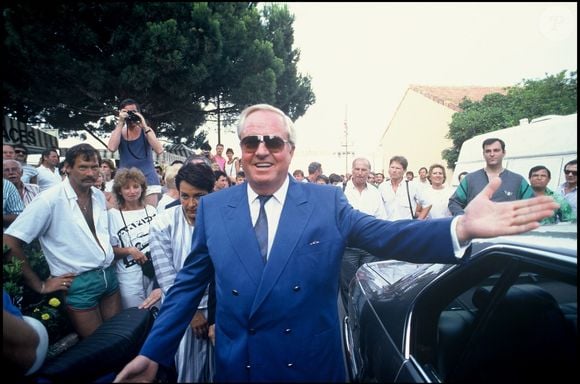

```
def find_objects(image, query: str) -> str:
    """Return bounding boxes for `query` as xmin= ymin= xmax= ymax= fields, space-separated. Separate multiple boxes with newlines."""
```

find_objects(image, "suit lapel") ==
xmin=222 ymin=186 xmax=265 ymax=284
xmin=250 ymin=180 xmax=312 ymax=317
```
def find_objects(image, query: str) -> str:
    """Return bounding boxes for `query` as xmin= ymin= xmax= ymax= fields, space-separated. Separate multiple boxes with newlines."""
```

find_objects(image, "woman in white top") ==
xmin=224 ymin=147 xmax=240 ymax=184
xmin=418 ymin=164 xmax=453 ymax=219
xmin=108 ymin=167 xmax=161 ymax=309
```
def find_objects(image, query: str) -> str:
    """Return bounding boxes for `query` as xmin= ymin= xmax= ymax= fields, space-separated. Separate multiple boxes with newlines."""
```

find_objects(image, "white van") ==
xmin=451 ymin=113 xmax=577 ymax=191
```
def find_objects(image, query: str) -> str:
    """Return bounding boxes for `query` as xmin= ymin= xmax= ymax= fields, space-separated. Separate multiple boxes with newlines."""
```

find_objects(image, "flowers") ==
xmin=28 ymin=295 xmax=70 ymax=343
xmin=49 ymin=297 xmax=61 ymax=307
xmin=3 ymin=241 xmax=74 ymax=345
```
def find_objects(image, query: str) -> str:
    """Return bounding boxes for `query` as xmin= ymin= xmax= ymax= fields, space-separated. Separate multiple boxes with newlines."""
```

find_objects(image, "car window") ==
xmin=412 ymin=252 xmax=577 ymax=383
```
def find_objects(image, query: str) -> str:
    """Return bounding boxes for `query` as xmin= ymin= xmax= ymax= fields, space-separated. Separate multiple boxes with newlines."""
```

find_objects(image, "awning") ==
xmin=2 ymin=115 xmax=59 ymax=154
xmin=164 ymin=143 xmax=194 ymax=158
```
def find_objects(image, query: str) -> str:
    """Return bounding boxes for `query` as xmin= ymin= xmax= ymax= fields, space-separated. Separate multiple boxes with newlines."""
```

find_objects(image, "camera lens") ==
xmin=126 ymin=111 xmax=140 ymax=123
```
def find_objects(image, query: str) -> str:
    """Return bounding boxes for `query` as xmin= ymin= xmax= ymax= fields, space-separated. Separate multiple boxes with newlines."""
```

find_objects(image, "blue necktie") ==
xmin=255 ymin=195 xmax=272 ymax=263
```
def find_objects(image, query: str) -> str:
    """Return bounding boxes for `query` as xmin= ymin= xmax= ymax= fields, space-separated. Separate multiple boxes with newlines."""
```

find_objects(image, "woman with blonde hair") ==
xmin=108 ymin=167 xmax=161 ymax=309
xmin=157 ymin=163 xmax=183 ymax=213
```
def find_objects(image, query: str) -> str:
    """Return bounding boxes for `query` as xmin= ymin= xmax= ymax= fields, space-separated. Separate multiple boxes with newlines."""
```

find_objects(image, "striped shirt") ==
xmin=3 ymin=179 xmax=24 ymax=215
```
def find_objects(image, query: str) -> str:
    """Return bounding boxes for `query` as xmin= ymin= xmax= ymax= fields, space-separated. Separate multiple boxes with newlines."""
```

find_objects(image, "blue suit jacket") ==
xmin=141 ymin=177 xmax=461 ymax=382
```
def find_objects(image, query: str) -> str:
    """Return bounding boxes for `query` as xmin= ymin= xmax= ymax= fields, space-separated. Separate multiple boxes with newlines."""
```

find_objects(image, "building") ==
xmin=376 ymin=85 xmax=507 ymax=181
xmin=3 ymin=115 xmax=59 ymax=154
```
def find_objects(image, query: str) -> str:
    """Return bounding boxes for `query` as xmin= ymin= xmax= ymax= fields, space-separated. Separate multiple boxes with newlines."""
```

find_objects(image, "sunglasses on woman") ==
xmin=240 ymin=135 xmax=290 ymax=153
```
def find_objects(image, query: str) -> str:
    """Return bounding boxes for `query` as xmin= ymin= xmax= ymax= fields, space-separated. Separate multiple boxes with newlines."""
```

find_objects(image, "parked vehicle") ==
xmin=343 ymin=223 xmax=577 ymax=383
xmin=452 ymin=113 xmax=577 ymax=189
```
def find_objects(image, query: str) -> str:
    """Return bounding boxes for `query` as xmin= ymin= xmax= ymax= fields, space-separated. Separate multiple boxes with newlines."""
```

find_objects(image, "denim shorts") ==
xmin=66 ymin=266 xmax=119 ymax=310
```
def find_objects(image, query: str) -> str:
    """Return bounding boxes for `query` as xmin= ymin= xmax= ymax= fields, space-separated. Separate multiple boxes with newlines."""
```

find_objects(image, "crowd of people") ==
xmin=2 ymin=101 xmax=574 ymax=381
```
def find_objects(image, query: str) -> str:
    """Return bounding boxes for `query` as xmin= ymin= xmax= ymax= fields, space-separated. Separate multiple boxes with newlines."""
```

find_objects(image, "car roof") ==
xmin=471 ymin=222 xmax=577 ymax=259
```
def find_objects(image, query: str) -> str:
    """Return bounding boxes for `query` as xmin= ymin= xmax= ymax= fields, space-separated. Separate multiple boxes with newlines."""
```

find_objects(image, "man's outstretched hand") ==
xmin=456 ymin=177 xmax=559 ymax=243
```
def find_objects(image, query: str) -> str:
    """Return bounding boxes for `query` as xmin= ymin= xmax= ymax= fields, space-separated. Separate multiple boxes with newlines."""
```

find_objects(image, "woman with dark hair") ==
xmin=100 ymin=158 xmax=117 ymax=192
xmin=224 ymin=147 xmax=240 ymax=184
xmin=108 ymin=167 xmax=160 ymax=309
xmin=107 ymin=98 xmax=164 ymax=207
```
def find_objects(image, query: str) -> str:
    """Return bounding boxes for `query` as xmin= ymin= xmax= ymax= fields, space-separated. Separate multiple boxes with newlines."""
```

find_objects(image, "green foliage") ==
xmin=3 ymin=241 xmax=74 ymax=344
xmin=3 ymin=244 xmax=23 ymax=300
xmin=2 ymin=2 xmax=315 ymax=147
xmin=443 ymin=70 xmax=577 ymax=169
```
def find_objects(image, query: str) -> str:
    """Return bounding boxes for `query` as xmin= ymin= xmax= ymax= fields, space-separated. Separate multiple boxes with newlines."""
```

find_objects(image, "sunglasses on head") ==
xmin=565 ymin=170 xmax=577 ymax=176
xmin=240 ymin=135 xmax=290 ymax=153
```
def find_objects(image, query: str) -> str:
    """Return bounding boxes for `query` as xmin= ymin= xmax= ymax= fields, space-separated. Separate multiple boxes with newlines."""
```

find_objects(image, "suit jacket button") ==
xmin=292 ymin=285 xmax=300 ymax=291
xmin=232 ymin=289 xmax=239 ymax=296
xmin=246 ymin=364 xmax=251 ymax=369
xmin=249 ymin=328 xmax=256 ymax=335
xmin=284 ymin=328 xmax=292 ymax=334
xmin=287 ymin=363 xmax=294 ymax=368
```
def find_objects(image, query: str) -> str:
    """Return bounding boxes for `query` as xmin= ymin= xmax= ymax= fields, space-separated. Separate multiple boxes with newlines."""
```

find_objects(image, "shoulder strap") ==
xmin=405 ymin=180 xmax=415 ymax=218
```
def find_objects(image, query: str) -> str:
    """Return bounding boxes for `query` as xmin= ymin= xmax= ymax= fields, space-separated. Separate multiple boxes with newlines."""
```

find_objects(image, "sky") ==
xmin=204 ymin=2 xmax=577 ymax=176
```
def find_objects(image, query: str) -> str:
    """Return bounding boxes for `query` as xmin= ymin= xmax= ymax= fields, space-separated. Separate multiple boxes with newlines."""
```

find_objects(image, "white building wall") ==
xmin=378 ymin=90 xmax=455 ymax=182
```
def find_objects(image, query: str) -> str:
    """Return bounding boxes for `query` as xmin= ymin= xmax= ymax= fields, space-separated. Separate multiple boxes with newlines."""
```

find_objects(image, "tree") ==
xmin=442 ymin=70 xmax=577 ymax=169
xmin=1 ymin=2 xmax=315 ymax=148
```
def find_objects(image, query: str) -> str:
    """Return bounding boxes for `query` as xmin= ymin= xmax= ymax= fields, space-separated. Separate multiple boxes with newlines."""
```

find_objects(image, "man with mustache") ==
xmin=4 ymin=143 xmax=122 ymax=339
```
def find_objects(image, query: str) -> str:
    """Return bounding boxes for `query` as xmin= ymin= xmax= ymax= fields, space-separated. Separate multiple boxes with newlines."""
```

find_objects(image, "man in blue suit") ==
xmin=115 ymin=104 xmax=558 ymax=382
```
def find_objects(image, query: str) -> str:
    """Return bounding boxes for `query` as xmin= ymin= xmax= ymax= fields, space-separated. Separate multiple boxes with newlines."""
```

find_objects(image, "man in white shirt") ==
xmin=4 ymin=143 xmax=122 ymax=339
xmin=341 ymin=157 xmax=387 ymax=305
xmin=36 ymin=148 xmax=62 ymax=191
xmin=557 ymin=159 xmax=577 ymax=217
xmin=13 ymin=144 xmax=38 ymax=184
xmin=378 ymin=155 xmax=425 ymax=220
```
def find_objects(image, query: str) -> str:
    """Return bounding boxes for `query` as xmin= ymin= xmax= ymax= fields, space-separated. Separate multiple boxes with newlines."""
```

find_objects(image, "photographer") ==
xmin=107 ymin=98 xmax=164 ymax=207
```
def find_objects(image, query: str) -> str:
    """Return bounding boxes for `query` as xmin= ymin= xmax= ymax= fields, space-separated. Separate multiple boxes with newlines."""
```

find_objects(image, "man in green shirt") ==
xmin=528 ymin=165 xmax=575 ymax=224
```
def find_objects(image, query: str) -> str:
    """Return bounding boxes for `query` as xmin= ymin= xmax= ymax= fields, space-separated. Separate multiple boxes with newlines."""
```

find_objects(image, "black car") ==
xmin=343 ymin=223 xmax=577 ymax=383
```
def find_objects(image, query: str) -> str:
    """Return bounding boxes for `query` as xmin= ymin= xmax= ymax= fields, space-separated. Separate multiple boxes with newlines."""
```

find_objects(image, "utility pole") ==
xmin=216 ymin=93 xmax=221 ymax=145
xmin=333 ymin=105 xmax=354 ymax=175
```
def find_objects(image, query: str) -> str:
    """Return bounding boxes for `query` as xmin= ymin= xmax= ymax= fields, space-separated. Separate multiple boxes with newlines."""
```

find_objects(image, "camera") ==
xmin=126 ymin=110 xmax=141 ymax=123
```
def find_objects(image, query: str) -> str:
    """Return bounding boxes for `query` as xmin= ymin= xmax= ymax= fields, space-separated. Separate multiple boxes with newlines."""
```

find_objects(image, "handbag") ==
xmin=405 ymin=180 xmax=418 ymax=219
xmin=140 ymin=252 xmax=155 ymax=279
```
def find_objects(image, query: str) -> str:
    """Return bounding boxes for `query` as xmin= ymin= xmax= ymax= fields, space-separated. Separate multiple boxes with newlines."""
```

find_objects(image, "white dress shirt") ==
xmin=5 ymin=178 xmax=114 ymax=276
xmin=343 ymin=180 xmax=387 ymax=219
xmin=247 ymin=176 xmax=289 ymax=260
xmin=36 ymin=164 xmax=62 ymax=192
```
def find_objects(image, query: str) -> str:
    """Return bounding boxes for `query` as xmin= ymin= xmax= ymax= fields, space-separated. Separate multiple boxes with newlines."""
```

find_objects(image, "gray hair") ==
xmin=237 ymin=104 xmax=296 ymax=147
xmin=352 ymin=157 xmax=371 ymax=171
xmin=3 ymin=159 xmax=22 ymax=173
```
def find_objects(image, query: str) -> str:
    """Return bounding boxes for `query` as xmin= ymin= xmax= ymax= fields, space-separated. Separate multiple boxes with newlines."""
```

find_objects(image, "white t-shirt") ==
xmin=422 ymin=185 xmax=453 ymax=219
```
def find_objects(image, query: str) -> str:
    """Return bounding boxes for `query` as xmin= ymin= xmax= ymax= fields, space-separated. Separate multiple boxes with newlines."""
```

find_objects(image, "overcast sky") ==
xmin=206 ymin=2 xmax=577 ymax=175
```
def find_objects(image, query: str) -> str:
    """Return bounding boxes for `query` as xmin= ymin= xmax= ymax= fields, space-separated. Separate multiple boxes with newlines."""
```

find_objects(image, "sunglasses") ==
xmin=14 ymin=150 xmax=27 ymax=154
xmin=240 ymin=135 xmax=290 ymax=153
xmin=565 ymin=170 xmax=577 ymax=176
